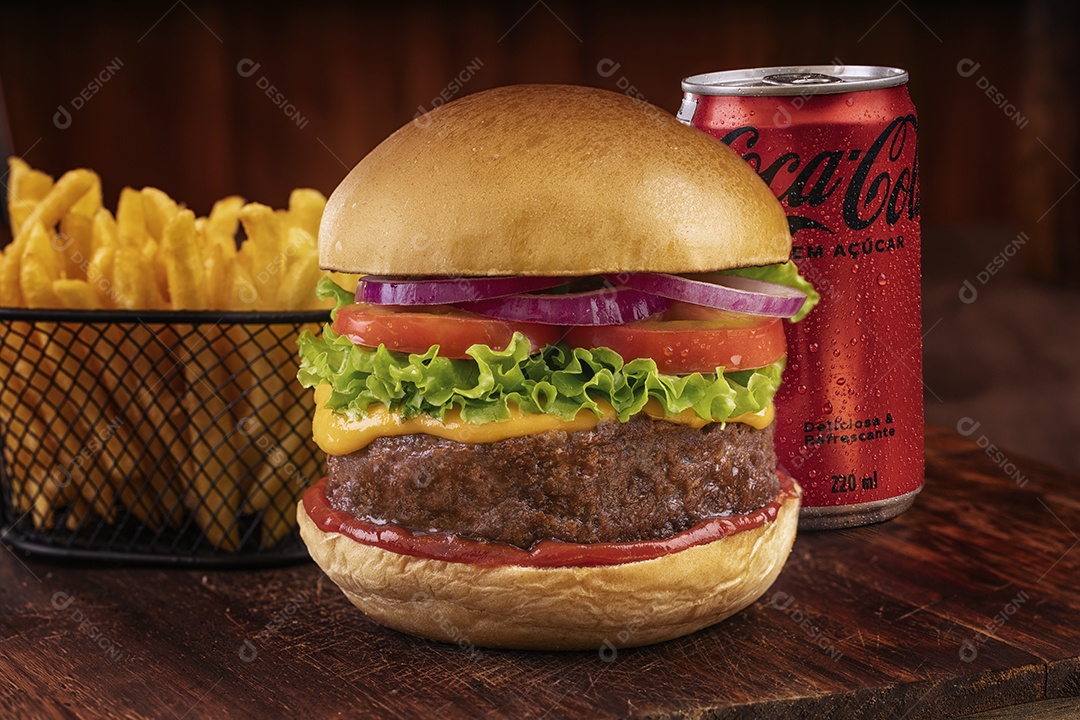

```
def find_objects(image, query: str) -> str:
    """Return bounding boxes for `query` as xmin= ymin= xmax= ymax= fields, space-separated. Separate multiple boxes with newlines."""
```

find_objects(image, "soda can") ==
xmin=678 ymin=65 xmax=923 ymax=529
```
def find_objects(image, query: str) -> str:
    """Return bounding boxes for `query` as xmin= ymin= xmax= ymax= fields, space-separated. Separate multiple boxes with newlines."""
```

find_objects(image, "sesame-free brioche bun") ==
xmin=319 ymin=84 xmax=791 ymax=277
xmin=297 ymin=477 xmax=800 ymax=651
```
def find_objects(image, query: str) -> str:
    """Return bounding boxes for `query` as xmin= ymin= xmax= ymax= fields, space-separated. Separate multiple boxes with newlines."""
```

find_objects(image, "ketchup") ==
xmin=303 ymin=473 xmax=798 ymax=568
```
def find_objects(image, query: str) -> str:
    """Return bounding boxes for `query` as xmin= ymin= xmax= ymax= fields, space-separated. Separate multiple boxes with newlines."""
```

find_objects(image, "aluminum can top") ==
xmin=681 ymin=65 xmax=908 ymax=97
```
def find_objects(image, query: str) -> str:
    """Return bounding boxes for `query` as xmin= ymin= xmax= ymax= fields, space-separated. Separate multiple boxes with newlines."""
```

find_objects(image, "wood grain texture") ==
xmin=1 ymin=425 xmax=1078 ymax=719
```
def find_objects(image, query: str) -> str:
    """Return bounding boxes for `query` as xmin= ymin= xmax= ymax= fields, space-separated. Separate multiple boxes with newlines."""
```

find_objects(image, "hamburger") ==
xmin=296 ymin=84 xmax=818 ymax=651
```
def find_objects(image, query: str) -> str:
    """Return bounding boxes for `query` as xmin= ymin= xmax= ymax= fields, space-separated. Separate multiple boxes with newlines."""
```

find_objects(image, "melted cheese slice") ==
xmin=311 ymin=384 xmax=774 ymax=456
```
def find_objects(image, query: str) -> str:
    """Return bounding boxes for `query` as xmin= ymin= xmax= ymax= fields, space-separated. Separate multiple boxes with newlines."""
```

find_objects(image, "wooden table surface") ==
xmin=2 ymin=425 xmax=1078 ymax=719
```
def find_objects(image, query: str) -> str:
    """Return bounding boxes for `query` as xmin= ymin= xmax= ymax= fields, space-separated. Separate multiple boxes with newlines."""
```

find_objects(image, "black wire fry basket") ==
xmin=0 ymin=308 xmax=328 ymax=566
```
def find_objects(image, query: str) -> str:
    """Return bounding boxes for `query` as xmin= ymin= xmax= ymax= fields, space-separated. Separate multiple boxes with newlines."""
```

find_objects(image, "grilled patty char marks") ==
xmin=325 ymin=415 xmax=778 ymax=550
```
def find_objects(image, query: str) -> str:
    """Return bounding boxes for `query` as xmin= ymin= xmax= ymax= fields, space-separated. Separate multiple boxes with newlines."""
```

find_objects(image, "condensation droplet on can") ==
xmin=877 ymin=273 xmax=888 ymax=285
xmin=833 ymin=348 xmax=841 ymax=357
xmin=797 ymin=384 xmax=807 ymax=394
xmin=822 ymin=401 xmax=833 ymax=413
xmin=809 ymin=342 xmax=819 ymax=352
xmin=837 ymin=377 xmax=846 ymax=386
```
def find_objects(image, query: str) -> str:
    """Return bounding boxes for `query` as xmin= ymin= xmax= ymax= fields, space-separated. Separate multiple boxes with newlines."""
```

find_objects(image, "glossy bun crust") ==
xmin=319 ymin=84 xmax=791 ymax=276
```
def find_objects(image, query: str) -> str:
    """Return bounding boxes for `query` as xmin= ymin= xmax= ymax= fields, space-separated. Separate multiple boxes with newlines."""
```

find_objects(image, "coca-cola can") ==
xmin=678 ymin=65 xmax=923 ymax=529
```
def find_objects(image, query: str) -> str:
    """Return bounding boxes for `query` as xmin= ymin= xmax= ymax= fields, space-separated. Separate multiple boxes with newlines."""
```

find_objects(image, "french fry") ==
xmin=278 ymin=244 xmax=323 ymax=310
xmin=52 ymin=279 xmax=101 ymax=310
xmin=6 ymin=158 xmax=54 ymax=238
xmin=8 ymin=200 xmax=38 ymax=239
xmin=207 ymin=195 xmax=244 ymax=245
xmin=58 ymin=211 xmax=94 ymax=281
xmin=7 ymin=157 xmax=54 ymax=202
xmin=20 ymin=259 xmax=61 ymax=308
xmin=112 ymin=245 xmax=150 ymax=309
xmin=91 ymin=207 xmax=119 ymax=252
xmin=22 ymin=219 xmax=63 ymax=282
xmin=238 ymin=203 xmax=284 ymax=309
xmin=0 ymin=246 xmax=23 ymax=307
xmin=286 ymin=189 xmax=326 ymax=239
xmin=162 ymin=210 xmax=205 ymax=310
xmin=17 ymin=169 xmax=96 ymax=238
xmin=0 ymin=384 xmax=70 ymax=529
xmin=245 ymin=391 xmax=317 ymax=513
xmin=77 ymin=318 xmax=185 ymax=529
xmin=86 ymin=245 xmax=116 ymax=309
xmin=74 ymin=200 xmax=187 ymax=525
xmin=203 ymin=240 xmax=229 ymax=311
xmin=64 ymin=496 xmax=91 ymax=532
xmin=116 ymin=187 xmax=147 ymax=245
xmin=1 ymin=334 xmax=112 ymax=522
xmin=70 ymin=170 xmax=102 ymax=219
xmin=162 ymin=211 xmax=242 ymax=549
xmin=259 ymin=475 xmax=305 ymax=547
xmin=140 ymin=186 xmax=178 ymax=241
xmin=228 ymin=262 xmax=259 ymax=310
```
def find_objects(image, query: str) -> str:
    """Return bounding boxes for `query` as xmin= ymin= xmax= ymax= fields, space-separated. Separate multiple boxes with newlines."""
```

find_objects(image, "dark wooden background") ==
xmin=0 ymin=0 xmax=1077 ymax=283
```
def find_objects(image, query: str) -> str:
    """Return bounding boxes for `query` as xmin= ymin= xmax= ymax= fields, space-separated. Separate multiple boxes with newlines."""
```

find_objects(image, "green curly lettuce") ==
xmin=722 ymin=260 xmax=820 ymax=322
xmin=298 ymin=279 xmax=784 ymax=425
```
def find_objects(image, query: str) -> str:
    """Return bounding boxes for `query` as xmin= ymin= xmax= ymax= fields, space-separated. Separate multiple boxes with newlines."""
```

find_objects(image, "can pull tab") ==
xmin=761 ymin=72 xmax=843 ymax=86
xmin=676 ymin=96 xmax=698 ymax=124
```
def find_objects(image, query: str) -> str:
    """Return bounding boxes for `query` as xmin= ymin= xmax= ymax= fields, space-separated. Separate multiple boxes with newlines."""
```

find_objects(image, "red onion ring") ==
xmin=604 ymin=273 xmax=806 ymax=318
xmin=357 ymin=275 xmax=567 ymax=305
xmin=456 ymin=286 xmax=669 ymax=326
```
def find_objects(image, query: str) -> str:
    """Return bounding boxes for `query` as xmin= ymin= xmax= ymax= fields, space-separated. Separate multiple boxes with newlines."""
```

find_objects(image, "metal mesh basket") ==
xmin=0 ymin=308 xmax=328 ymax=566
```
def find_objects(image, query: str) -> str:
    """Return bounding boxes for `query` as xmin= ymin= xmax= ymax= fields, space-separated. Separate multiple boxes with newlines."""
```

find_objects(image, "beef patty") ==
xmin=325 ymin=415 xmax=778 ymax=549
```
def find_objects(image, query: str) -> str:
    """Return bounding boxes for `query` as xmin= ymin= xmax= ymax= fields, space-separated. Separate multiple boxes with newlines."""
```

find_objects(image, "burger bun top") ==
xmin=320 ymin=84 xmax=791 ymax=276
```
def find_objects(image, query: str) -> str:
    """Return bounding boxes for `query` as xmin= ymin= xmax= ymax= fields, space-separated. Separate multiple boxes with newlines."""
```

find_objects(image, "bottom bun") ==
xmin=298 ymin=476 xmax=801 ymax=651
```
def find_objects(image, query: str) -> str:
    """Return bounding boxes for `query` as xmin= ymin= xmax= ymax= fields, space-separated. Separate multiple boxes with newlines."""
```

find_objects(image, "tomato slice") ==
xmin=564 ymin=302 xmax=785 ymax=373
xmin=334 ymin=303 xmax=563 ymax=358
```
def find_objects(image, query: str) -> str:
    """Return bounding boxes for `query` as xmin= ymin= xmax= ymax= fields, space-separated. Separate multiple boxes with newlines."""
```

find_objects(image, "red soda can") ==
xmin=678 ymin=66 xmax=923 ymax=529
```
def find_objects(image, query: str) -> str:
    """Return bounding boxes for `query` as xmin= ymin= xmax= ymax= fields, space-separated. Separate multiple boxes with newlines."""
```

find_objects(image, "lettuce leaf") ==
xmin=722 ymin=260 xmax=820 ymax=322
xmin=298 ymin=326 xmax=783 ymax=425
